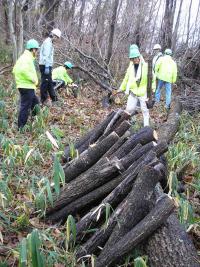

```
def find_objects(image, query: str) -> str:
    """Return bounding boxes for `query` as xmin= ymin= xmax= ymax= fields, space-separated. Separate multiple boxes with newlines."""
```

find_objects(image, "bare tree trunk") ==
xmin=172 ymin=0 xmax=184 ymax=50
xmin=186 ymin=0 xmax=193 ymax=47
xmin=134 ymin=0 xmax=142 ymax=47
xmin=150 ymin=0 xmax=162 ymax=49
xmin=17 ymin=3 xmax=24 ymax=57
xmin=1 ymin=0 xmax=9 ymax=45
xmin=161 ymin=0 xmax=177 ymax=49
xmin=106 ymin=0 xmax=120 ymax=65
xmin=192 ymin=0 xmax=200 ymax=46
xmin=78 ymin=0 xmax=86 ymax=34
xmin=7 ymin=0 xmax=17 ymax=62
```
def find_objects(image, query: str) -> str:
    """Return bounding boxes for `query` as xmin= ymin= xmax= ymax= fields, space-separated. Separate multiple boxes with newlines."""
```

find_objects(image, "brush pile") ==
xmin=179 ymin=76 xmax=200 ymax=113
xmin=46 ymin=105 xmax=199 ymax=267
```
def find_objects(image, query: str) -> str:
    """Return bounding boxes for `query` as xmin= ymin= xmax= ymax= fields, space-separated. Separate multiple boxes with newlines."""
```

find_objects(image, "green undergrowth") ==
xmin=167 ymin=111 xmax=200 ymax=232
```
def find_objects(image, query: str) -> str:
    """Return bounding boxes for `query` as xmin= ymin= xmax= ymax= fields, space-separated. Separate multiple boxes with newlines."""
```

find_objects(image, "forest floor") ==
xmin=0 ymin=76 xmax=199 ymax=266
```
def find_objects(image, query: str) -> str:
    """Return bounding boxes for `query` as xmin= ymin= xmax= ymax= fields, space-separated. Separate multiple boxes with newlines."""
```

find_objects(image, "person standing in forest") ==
xmin=39 ymin=28 xmax=61 ymax=105
xmin=155 ymin=48 xmax=177 ymax=109
xmin=119 ymin=46 xmax=156 ymax=126
xmin=152 ymin=44 xmax=163 ymax=72
xmin=13 ymin=39 xmax=40 ymax=130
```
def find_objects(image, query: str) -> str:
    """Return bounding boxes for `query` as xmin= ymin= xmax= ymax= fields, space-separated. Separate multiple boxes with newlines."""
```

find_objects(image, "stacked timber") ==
xmin=46 ymin=105 xmax=199 ymax=267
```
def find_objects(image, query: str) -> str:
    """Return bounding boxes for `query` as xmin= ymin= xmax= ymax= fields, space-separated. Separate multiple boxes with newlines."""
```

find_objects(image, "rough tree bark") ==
xmin=157 ymin=99 xmax=182 ymax=143
xmin=142 ymin=184 xmax=200 ymax=267
xmin=106 ymin=0 xmax=120 ymax=65
xmin=160 ymin=0 xmax=176 ymax=49
xmin=111 ymin=126 xmax=157 ymax=159
xmin=172 ymin=0 xmax=184 ymax=50
xmin=47 ymin=173 xmax=125 ymax=223
xmin=74 ymin=150 xmax=157 ymax=241
xmin=64 ymin=132 xmax=119 ymax=182
xmin=46 ymin=157 xmax=123 ymax=215
xmin=77 ymin=165 xmax=163 ymax=258
xmin=95 ymin=195 xmax=175 ymax=267
xmin=7 ymin=0 xmax=17 ymax=62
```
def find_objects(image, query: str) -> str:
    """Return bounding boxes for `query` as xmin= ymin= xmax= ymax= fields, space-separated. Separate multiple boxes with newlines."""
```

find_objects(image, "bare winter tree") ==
xmin=1 ymin=0 xmax=200 ymax=87
xmin=160 ymin=0 xmax=177 ymax=49
xmin=106 ymin=0 xmax=120 ymax=65
xmin=172 ymin=0 xmax=184 ymax=50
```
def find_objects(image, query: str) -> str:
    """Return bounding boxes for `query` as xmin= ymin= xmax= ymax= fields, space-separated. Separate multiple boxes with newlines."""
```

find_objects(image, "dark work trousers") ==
xmin=18 ymin=88 xmax=39 ymax=129
xmin=39 ymin=65 xmax=57 ymax=103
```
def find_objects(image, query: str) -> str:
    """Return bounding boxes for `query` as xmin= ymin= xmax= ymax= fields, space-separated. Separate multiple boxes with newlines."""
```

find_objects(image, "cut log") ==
xmin=142 ymin=184 xmax=200 ymax=267
xmin=103 ymin=135 xmax=129 ymax=159
xmin=46 ymin=157 xmax=123 ymax=215
xmin=111 ymin=126 xmax=157 ymax=159
xmin=120 ymin=141 xmax=156 ymax=169
xmin=110 ymin=110 xmax=131 ymax=130
xmin=64 ymin=132 xmax=120 ymax=182
xmin=95 ymin=195 xmax=175 ymax=267
xmin=102 ymin=109 xmax=123 ymax=137
xmin=77 ymin=165 xmax=162 ymax=258
xmin=96 ymin=165 xmax=162 ymax=261
xmin=63 ymin=111 xmax=116 ymax=162
xmin=114 ymin=120 xmax=131 ymax=137
xmin=47 ymin=174 xmax=125 ymax=223
xmin=75 ymin=151 xmax=157 ymax=240
xmin=152 ymin=140 xmax=168 ymax=157
xmin=99 ymin=110 xmax=131 ymax=141
xmin=158 ymin=99 xmax=182 ymax=143
xmin=76 ymin=195 xmax=149 ymax=259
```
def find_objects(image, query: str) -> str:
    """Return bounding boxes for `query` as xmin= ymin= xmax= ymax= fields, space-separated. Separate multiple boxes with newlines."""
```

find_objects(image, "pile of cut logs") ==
xmin=46 ymin=105 xmax=199 ymax=267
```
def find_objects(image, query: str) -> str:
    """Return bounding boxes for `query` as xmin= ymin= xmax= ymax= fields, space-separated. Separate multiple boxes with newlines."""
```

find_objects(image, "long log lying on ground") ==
xmin=120 ymin=141 xmax=156 ymax=169
xmin=103 ymin=134 xmax=129 ymax=159
xmin=112 ymin=126 xmax=157 ymax=159
xmin=47 ymin=174 xmax=125 ymax=223
xmin=76 ymin=165 xmax=163 ymax=258
xmin=74 ymin=151 xmax=157 ymax=240
xmin=46 ymin=157 xmax=123 ymax=215
xmin=95 ymin=195 xmax=175 ymax=267
xmin=143 ymin=214 xmax=200 ymax=267
xmin=142 ymin=184 xmax=200 ymax=267
xmin=63 ymin=110 xmax=116 ymax=162
xmin=113 ymin=120 xmax=131 ymax=137
xmin=158 ymin=99 xmax=182 ymax=143
xmin=64 ymin=132 xmax=119 ymax=182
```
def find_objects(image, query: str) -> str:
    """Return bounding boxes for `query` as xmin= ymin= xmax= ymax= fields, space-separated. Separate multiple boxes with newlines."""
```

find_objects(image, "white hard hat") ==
xmin=51 ymin=28 xmax=61 ymax=38
xmin=153 ymin=44 xmax=161 ymax=50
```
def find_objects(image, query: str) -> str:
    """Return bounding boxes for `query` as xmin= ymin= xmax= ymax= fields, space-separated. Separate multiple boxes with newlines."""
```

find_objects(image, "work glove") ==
xmin=72 ymin=83 xmax=78 ymax=88
xmin=44 ymin=66 xmax=50 ymax=75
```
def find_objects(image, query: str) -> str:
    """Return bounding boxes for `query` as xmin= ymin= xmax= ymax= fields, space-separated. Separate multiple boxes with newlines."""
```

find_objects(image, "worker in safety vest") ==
xmin=155 ymin=48 xmax=177 ymax=109
xmin=152 ymin=44 xmax=162 ymax=72
xmin=39 ymin=28 xmax=61 ymax=104
xmin=119 ymin=47 xmax=156 ymax=126
xmin=52 ymin=61 xmax=78 ymax=97
xmin=13 ymin=39 xmax=40 ymax=130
